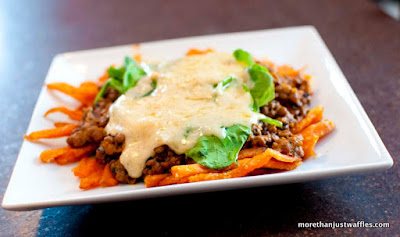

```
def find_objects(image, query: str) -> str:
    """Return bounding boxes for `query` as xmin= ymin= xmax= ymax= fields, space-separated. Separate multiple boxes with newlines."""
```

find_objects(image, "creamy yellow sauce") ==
xmin=106 ymin=52 xmax=263 ymax=178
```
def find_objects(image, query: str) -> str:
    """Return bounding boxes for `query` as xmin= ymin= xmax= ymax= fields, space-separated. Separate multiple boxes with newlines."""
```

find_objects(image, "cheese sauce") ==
xmin=106 ymin=52 xmax=262 ymax=178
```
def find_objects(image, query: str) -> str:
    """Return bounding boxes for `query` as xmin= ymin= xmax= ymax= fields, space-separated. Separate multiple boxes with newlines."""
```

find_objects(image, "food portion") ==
xmin=25 ymin=48 xmax=335 ymax=190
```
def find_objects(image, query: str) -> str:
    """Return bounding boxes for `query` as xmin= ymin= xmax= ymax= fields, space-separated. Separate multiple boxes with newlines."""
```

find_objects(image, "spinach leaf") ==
xmin=95 ymin=57 xmax=147 ymax=102
xmin=247 ymin=64 xmax=275 ymax=109
xmin=186 ymin=125 xmax=251 ymax=169
xmin=123 ymin=57 xmax=146 ymax=92
xmin=233 ymin=49 xmax=255 ymax=67
xmin=107 ymin=66 xmax=125 ymax=81
xmin=261 ymin=116 xmax=283 ymax=128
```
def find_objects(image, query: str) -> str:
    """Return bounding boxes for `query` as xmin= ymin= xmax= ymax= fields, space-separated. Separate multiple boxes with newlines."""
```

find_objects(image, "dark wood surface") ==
xmin=1 ymin=0 xmax=399 ymax=236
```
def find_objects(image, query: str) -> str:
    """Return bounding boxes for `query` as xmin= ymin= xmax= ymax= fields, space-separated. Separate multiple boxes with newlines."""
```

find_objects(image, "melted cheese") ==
xmin=106 ymin=52 xmax=262 ymax=178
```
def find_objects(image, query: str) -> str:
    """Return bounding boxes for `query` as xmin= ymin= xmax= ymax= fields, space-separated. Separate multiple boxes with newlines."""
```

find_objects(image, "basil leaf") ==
xmin=141 ymin=80 xmax=157 ymax=97
xmin=261 ymin=116 xmax=283 ymax=128
xmin=233 ymin=49 xmax=255 ymax=67
xmin=123 ymin=57 xmax=146 ymax=92
xmin=186 ymin=125 xmax=251 ymax=169
xmin=247 ymin=64 xmax=275 ymax=108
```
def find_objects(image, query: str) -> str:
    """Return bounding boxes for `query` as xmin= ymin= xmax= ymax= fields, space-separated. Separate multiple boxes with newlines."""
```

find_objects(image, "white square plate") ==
xmin=2 ymin=26 xmax=393 ymax=210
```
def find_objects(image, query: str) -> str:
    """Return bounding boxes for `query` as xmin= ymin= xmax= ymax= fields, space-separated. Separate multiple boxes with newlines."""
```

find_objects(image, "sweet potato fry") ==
xmin=302 ymin=135 xmax=319 ymax=158
xmin=263 ymin=158 xmax=303 ymax=170
xmin=265 ymin=148 xmax=299 ymax=163
xmin=54 ymin=122 xmax=74 ymax=127
xmin=45 ymin=107 xmax=83 ymax=121
xmin=186 ymin=48 xmax=214 ymax=55
xmin=40 ymin=146 xmax=70 ymax=163
xmin=24 ymin=124 xmax=78 ymax=141
xmin=47 ymin=81 xmax=98 ymax=105
xmin=100 ymin=164 xmax=118 ymax=187
xmin=300 ymin=119 xmax=335 ymax=139
xmin=158 ymin=175 xmax=186 ymax=186
xmin=79 ymin=168 xmax=103 ymax=190
xmin=170 ymin=162 xmax=238 ymax=179
xmin=187 ymin=151 xmax=272 ymax=183
xmin=54 ymin=144 xmax=97 ymax=165
xmin=98 ymin=69 xmax=109 ymax=83
xmin=238 ymin=147 xmax=267 ymax=159
xmin=144 ymin=174 xmax=169 ymax=188
xmin=73 ymin=157 xmax=102 ymax=178
xmin=293 ymin=105 xmax=324 ymax=133
xmin=277 ymin=65 xmax=306 ymax=77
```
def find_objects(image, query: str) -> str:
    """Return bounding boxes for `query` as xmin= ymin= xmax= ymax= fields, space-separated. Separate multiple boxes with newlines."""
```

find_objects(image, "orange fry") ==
xmin=302 ymin=135 xmax=319 ymax=158
xmin=264 ymin=158 xmax=303 ymax=170
xmin=100 ymin=164 xmax=118 ymax=187
xmin=45 ymin=107 xmax=83 ymax=121
xmin=186 ymin=48 xmax=214 ymax=56
xmin=300 ymin=119 xmax=335 ymax=139
xmin=54 ymin=144 xmax=97 ymax=165
xmin=98 ymin=69 xmax=110 ymax=83
xmin=277 ymin=65 xmax=306 ymax=77
xmin=40 ymin=147 xmax=70 ymax=163
xmin=144 ymin=174 xmax=169 ymax=188
xmin=24 ymin=124 xmax=78 ymax=141
xmin=47 ymin=81 xmax=98 ymax=105
xmin=187 ymin=151 xmax=272 ymax=183
xmin=265 ymin=148 xmax=299 ymax=163
xmin=73 ymin=157 xmax=103 ymax=178
xmin=79 ymin=168 xmax=103 ymax=190
xmin=293 ymin=105 xmax=324 ymax=133
xmin=171 ymin=162 xmax=238 ymax=179
xmin=238 ymin=147 xmax=267 ymax=159
xmin=54 ymin=122 xmax=74 ymax=127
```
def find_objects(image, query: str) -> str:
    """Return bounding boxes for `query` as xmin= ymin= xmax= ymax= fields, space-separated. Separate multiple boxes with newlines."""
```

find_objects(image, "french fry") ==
xmin=186 ymin=48 xmax=214 ymax=56
xmin=238 ymin=147 xmax=267 ymax=159
xmin=24 ymin=124 xmax=78 ymax=141
xmin=293 ymin=105 xmax=324 ymax=133
xmin=98 ymin=69 xmax=109 ymax=83
xmin=47 ymin=81 xmax=98 ymax=105
xmin=45 ymin=107 xmax=83 ymax=121
xmin=302 ymin=135 xmax=319 ymax=158
xmin=79 ymin=168 xmax=103 ymax=190
xmin=54 ymin=122 xmax=74 ymax=127
xmin=265 ymin=148 xmax=299 ymax=163
xmin=187 ymin=151 xmax=272 ymax=183
xmin=300 ymin=119 xmax=335 ymax=139
xmin=40 ymin=147 xmax=70 ymax=163
xmin=54 ymin=145 xmax=97 ymax=165
xmin=100 ymin=164 xmax=118 ymax=187
xmin=263 ymin=158 xmax=303 ymax=170
xmin=277 ymin=65 xmax=305 ymax=77
xmin=144 ymin=174 xmax=169 ymax=188
xmin=73 ymin=157 xmax=102 ymax=178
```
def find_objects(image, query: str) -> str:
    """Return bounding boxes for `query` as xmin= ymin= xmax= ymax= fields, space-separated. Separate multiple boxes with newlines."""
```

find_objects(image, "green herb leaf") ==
xmin=123 ymin=57 xmax=146 ymax=92
xmin=261 ymin=116 xmax=283 ymax=128
xmin=247 ymin=64 xmax=275 ymax=109
xmin=107 ymin=66 xmax=125 ymax=81
xmin=233 ymin=49 xmax=255 ymax=67
xmin=141 ymin=80 xmax=157 ymax=97
xmin=95 ymin=57 xmax=147 ymax=102
xmin=186 ymin=125 xmax=251 ymax=169
xmin=94 ymin=80 xmax=111 ymax=103
xmin=109 ymin=78 xmax=124 ymax=93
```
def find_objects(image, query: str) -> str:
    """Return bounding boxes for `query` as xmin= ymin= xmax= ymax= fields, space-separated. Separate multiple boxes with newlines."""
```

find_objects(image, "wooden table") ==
xmin=1 ymin=0 xmax=399 ymax=236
